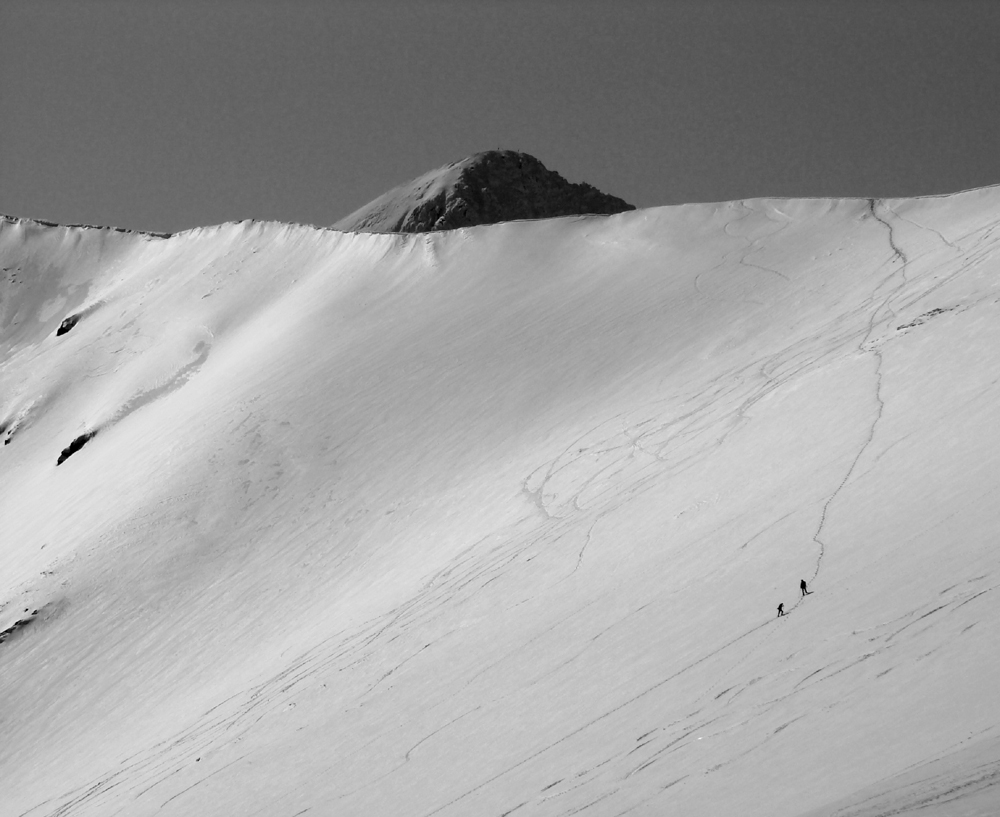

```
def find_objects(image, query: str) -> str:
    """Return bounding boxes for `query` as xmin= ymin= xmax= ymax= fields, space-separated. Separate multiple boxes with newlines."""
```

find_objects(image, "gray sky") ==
xmin=2 ymin=0 xmax=999 ymax=233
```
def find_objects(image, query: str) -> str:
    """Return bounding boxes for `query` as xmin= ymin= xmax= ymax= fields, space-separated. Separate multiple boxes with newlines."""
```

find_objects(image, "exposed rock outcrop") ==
xmin=56 ymin=314 xmax=80 ymax=336
xmin=56 ymin=431 xmax=97 ymax=465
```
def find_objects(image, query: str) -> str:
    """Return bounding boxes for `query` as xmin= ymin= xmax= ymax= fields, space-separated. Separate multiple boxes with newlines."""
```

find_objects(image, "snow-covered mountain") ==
xmin=2 ymin=185 xmax=1000 ymax=817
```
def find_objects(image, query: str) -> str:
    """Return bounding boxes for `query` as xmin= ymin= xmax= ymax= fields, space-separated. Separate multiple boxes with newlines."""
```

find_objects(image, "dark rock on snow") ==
xmin=56 ymin=431 xmax=97 ymax=465
xmin=56 ymin=314 xmax=80 ymax=336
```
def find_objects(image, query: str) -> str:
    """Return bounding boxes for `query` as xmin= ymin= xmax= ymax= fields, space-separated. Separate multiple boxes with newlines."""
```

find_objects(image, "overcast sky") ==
xmin=3 ymin=0 xmax=1000 ymax=233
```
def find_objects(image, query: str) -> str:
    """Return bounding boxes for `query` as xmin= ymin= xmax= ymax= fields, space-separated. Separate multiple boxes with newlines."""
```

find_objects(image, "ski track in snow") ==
xmin=806 ymin=200 xmax=904 ymax=598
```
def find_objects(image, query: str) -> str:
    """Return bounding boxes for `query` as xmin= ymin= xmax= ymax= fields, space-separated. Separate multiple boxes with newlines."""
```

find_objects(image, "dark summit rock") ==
xmin=334 ymin=150 xmax=635 ymax=234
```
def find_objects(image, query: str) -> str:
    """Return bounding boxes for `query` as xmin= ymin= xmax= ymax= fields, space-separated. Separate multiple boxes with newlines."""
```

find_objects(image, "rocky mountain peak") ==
xmin=334 ymin=150 xmax=635 ymax=234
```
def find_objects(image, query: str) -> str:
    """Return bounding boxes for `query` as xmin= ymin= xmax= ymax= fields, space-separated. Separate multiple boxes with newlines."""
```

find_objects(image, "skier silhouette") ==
xmin=800 ymin=579 xmax=810 ymax=597
xmin=777 ymin=603 xmax=785 ymax=617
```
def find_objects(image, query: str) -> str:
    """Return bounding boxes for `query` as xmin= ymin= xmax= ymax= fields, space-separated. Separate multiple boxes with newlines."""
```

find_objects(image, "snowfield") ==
xmin=2 ymin=190 xmax=1000 ymax=816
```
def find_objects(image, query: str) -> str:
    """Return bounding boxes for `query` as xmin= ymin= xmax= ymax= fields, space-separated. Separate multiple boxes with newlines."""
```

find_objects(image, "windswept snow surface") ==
xmin=2 ymin=191 xmax=1000 ymax=817
xmin=332 ymin=157 xmax=468 ymax=231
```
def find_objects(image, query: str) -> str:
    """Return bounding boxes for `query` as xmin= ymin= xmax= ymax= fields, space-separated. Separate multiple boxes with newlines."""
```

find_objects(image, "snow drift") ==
xmin=2 ymin=188 xmax=1000 ymax=817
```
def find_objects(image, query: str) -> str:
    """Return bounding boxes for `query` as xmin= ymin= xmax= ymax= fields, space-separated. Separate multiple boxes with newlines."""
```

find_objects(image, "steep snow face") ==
xmin=333 ymin=150 xmax=635 ymax=233
xmin=2 ymin=191 xmax=1000 ymax=817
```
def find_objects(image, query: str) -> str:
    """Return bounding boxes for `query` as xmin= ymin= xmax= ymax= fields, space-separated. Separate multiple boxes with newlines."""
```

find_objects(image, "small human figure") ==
xmin=777 ymin=603 xmax=785 ymax=617
xmin=800 ymin=579 xmax=810 ymax=597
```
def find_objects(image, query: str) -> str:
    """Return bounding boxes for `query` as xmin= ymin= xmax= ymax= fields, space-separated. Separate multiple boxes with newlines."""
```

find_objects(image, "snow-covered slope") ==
xmin=2 ymin=189 xmax=1000 ymax=817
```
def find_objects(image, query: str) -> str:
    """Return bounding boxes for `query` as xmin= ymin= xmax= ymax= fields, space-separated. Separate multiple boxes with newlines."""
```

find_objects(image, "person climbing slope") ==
xmin=800 ymin=579 xmax=810 ymax=597
xmin=777 ymin=603 xmax=785 ymax=617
